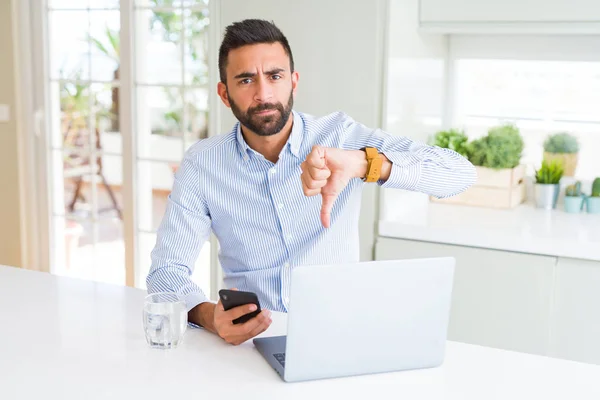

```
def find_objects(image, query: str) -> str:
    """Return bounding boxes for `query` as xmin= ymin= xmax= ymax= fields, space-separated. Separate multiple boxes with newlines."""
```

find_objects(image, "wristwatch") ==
xmin=361 ymin=147 xmax=383 ymax=183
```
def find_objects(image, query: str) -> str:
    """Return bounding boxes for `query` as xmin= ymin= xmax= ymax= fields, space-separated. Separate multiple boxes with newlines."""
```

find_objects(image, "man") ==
xmin=147 ymin=19 xmax=476 ymax=345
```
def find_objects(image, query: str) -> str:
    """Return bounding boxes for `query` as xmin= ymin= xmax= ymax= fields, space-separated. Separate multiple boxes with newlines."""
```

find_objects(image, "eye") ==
xmin=271 ymin=74 xmax=282 ymax=80
xmin=240 ymin=78 xmax=252 ymax=84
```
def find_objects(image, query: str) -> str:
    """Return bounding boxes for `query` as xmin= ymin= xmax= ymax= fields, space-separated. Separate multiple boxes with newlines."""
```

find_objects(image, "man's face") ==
xmin=218 ymin=42 xmax=299 ymax=136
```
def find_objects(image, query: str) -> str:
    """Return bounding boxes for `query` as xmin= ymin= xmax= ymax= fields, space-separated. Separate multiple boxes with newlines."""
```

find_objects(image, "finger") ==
xmin=238 ymin=310 xmax=272 ymax=339
xmin=301 ymin=157 xmax=330 ymax=183
xmin=307 ymin=165 xmax=331 ymax=181
xmin=301 ymin=178 xmax=322 ymax=197
xmin=227 ymin=309 xmax=271 ymax=340
xmin=223 ymin=303 xmax=259 ymax=322
xmin=321 ymin=193 xmax=337 ymax=228
xmin=246 ymin=313 xmax=272 ymax=339
xmin=308 ymin=145 xmax=326 ymax=169
xmin=301 ymin=171 xmax=328 ymax=191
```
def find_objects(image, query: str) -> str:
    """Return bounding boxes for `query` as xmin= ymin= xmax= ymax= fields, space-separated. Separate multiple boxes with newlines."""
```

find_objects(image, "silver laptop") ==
xmin=253 ymin=257 xmax=455 ymax=382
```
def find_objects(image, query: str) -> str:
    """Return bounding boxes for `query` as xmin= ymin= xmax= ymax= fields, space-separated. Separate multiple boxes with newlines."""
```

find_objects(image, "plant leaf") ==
xmin=106 ymin=26 xmax=120 ymax=59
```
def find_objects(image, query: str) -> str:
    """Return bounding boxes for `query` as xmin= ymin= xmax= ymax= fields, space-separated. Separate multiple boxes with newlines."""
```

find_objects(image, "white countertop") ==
xmin=2 ymin=265 xmax=600 ymax=399
xmin=379 ymin=202 xmax=600 ymax=261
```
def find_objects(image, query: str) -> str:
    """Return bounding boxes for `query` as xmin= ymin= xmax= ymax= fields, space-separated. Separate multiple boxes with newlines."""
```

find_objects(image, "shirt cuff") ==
xmin=182 ymin=290 xmax=210 ymax=313
xmin=378 ymin=151 xmax=422 ymax=190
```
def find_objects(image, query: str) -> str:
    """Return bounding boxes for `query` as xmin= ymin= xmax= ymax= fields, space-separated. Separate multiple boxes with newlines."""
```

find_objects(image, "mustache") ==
xmin=248 ymin=103 xmax=282 ymax=114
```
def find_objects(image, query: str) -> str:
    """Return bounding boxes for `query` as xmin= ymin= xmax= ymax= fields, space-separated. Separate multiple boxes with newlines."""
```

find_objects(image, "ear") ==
xmin=217 ymin=82 xmax=231 ymax=108
xmin=291 ymin=71 xmax=300 ymax=97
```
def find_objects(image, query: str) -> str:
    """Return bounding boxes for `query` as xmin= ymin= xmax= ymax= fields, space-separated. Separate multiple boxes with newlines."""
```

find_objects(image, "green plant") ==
xmin=592 ymin=178 xmax=600 ymax=197
xmin=90 ymin=26 xmax=120 ymax=62
xmin=149 ymin=0 xmax=210 ymax=139
xmin=430 ymin=129 xmax=470 ymax=157
xmin=467 ymin=124 xmax=524 ymax=169
xmin=150 ymin=0 xmax=210 ymax=85
xmin=90 ymin=26 xmax=120 ymax=131
xmin=59 ymin=68 xmax=110 ymax=127
xmin=543 ymin=132 xmax=579 ymax=154
xmin=60 ymin=71 xmax=89 ymax=120
xmin=565 ymin=181 xmax=582 ymax=197
xmin=535 ymin=160 xmax=564 ymax=184
xmin=85 ymin=1 xmax=210 ymax=137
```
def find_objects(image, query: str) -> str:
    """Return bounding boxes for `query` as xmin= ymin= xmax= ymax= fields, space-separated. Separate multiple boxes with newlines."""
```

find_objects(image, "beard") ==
xmin=228 ymin=89 xmax=294 ymax=137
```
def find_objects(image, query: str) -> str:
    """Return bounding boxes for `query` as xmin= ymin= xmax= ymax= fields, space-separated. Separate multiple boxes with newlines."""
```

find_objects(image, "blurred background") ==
xmin=1 ymin=0 xmax=599 ymax=366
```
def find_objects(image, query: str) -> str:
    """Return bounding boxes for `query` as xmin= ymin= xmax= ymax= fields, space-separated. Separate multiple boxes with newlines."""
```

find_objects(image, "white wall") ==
xmin=418 ymin=0 xmax=600 ymax=34
xmin=419 ymin=0 xmax=600 ymax=23
xmin=217 ymin=0 xmax=388 ymax=261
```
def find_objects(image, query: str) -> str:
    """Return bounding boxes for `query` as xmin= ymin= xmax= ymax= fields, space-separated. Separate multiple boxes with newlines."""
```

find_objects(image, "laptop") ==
xmin=253 ymin=257 xmax=455 ymax=382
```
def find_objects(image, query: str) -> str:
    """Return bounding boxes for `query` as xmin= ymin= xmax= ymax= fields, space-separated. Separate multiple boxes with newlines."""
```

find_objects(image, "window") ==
xmin=449 ymin=36 xmax=600 ymax=180
xmin=37 ymin=0 xmax=214 ymax=295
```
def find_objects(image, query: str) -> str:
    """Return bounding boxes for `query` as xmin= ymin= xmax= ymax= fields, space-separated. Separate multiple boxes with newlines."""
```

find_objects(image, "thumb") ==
xmin=320 ymin=193 xmax=337 ymax=228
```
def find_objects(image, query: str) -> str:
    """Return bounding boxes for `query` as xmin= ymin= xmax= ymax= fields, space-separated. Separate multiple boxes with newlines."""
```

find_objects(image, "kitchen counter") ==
xmin=378 ymin=201 xmax=600 ymax=261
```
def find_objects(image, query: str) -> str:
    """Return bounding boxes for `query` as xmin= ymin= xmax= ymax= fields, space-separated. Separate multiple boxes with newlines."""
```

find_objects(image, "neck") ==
xmin=241 ymin=113 xmax=294 ymax=163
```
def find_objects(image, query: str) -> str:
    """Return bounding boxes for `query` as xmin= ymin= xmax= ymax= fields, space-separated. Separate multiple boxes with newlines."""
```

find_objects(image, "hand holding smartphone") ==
xmin=218 ymin=289 xmax=261 ymax=324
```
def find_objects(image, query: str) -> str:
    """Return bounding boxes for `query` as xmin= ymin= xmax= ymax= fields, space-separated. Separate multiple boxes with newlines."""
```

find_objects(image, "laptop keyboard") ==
xmin=273 ymin=352 xmax=286 ymax=367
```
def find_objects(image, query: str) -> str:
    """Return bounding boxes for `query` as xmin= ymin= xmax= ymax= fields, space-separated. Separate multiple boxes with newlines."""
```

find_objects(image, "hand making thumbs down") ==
xmin=300 ymin=145 xmax=372 ymax=228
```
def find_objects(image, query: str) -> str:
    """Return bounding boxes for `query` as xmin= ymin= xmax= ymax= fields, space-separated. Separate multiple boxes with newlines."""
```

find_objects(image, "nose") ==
xmin=253 ymin=76 xmax=273 ymax=103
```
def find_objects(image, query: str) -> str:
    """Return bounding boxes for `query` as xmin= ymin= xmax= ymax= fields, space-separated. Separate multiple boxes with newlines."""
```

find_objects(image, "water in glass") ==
xmin=143 ymin=292 xmax=187 ymax=349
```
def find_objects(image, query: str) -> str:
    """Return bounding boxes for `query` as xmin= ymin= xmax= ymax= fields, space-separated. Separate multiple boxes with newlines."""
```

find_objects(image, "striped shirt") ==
xmin=147 ymin=110 xmax=476 ymax=313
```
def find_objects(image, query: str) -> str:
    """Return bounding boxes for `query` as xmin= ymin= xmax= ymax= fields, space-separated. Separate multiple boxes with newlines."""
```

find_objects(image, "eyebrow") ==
xmin=233 ymin=68 xmax=286 ymax=80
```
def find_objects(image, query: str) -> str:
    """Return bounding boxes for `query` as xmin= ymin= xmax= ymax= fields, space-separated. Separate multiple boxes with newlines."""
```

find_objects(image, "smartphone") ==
xmin=218 ymin=289 xmax=261 ymax=324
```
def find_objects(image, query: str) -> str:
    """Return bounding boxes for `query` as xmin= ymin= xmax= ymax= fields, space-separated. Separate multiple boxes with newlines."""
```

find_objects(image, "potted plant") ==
xmin=468 ymin=124 xmax=524 ymax=171
xmin=543 ymin=132 xmax=579 ymax=177
xmin=430 ymin=124 xmax=526 ymax=209
xmin=564 ymin=181 xmax=584 ymax=213
xmin=534 ymin=159 xmax=564 ymax=209
xmin=429 ymin=129 xmax=470 ymax=157
xmin=586 ymin=178 xmax=600 ymax=214
xmin=466 ymin=124 xmax=526 ymax=208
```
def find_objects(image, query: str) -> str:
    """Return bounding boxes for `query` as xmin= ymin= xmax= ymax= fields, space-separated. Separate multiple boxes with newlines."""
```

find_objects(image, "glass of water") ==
xmin=143 ymin=292 xmax=187 ymax=349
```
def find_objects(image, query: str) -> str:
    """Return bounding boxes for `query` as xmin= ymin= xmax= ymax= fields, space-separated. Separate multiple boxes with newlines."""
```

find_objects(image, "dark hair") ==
xmin=218 ymin=19 xmax=294 ymax=83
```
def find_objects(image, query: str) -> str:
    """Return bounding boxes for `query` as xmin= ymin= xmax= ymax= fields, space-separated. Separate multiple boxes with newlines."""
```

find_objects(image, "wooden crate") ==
xmin=431 ymin=165 xmax=526 ymax=209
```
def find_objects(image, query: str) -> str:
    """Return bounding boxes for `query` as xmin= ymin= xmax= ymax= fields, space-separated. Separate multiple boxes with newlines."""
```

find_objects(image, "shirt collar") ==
xmin=235 ymin=110 xmax=304 ymax=162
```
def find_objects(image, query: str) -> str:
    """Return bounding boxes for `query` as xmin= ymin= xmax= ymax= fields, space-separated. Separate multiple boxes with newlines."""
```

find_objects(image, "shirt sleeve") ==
xmin=339 ymin=114 xmax=477 ymax=199
xmin=146 ymin=152 xmax=213 ymax=312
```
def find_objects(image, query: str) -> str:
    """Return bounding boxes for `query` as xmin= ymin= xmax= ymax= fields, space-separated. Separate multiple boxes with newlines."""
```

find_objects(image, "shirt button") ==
xmin=284 ymin=296 xmax=290 ymax=303
xmin=287 ymin=234 xmax=293 ymax=240
xmin=284 ymin=262 xmax=290 ymax=268
xmin=278 ymin=203 xmax=284 ymax=210
xmin=270 ymin=168 xmax=277 ymax=174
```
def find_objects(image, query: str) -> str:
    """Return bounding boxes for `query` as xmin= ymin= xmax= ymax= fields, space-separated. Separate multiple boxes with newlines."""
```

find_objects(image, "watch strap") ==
xmin=362 ymin=147 xmax=382 ymax=183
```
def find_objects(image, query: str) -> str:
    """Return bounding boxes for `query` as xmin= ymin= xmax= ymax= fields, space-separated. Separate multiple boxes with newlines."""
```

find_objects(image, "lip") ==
xmin=254 ymin=109 xmax=277 ymax=115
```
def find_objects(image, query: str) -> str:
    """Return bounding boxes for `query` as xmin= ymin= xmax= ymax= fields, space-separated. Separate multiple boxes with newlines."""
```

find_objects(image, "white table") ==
xmin=1 ymin=265 xmax=600 ymax=400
